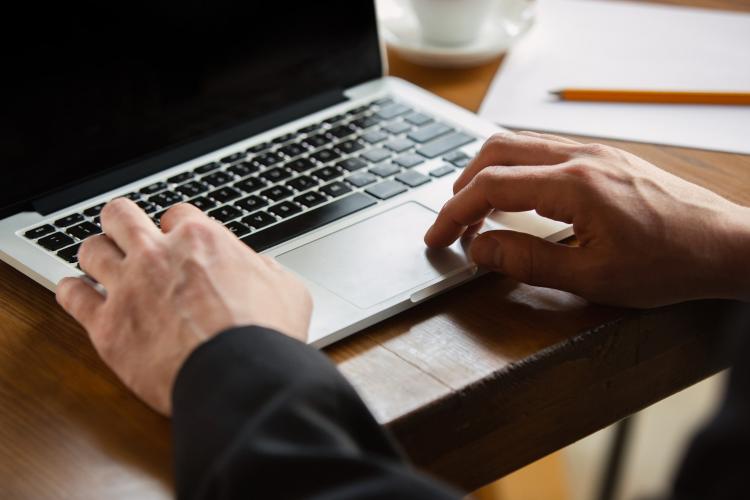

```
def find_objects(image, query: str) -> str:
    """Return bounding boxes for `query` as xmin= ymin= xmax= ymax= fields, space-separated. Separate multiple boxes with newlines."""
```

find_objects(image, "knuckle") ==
xmin=577 ymin=143 xmax=612 ymax=157
xmin=102 ymin=197 xmax=129 ymax=219
xmin=175 ymin=219 xmax=214 ymax=242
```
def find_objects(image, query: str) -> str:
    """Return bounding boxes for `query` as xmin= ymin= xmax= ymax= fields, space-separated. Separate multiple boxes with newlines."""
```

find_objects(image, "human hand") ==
xmin=425 ymin=131 xmax=750 ymax=307
xmin=56 ymin=199 xmax=312 ymax=415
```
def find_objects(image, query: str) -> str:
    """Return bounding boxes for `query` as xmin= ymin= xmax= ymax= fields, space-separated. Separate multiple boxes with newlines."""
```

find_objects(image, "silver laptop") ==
xmin=0 ymin=2 xmax=570 ymax=347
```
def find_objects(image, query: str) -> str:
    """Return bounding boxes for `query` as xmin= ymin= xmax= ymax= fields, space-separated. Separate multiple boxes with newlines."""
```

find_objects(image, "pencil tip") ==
xmin=549 ymin=90 xmax=562 ymax=97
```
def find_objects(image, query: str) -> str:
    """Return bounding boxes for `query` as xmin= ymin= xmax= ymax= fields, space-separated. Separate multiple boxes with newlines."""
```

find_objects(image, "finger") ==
xmin=454 ymin=131 xmax=579 ymax=194
xmin=78 ymin=234 xmax=125 ymax=285
xmin=100 ymin=198 xmax=161 ymax=253
xmin=425 ymin=166 xmax=570 ymax=248
xmin=159 ymin=202 xmax=213 ymax=233
xmin=516 ymin=131 xmax=582 ymax=145
xmin=56 ymin=277 xmax=105 ymax=329
xmin=470 ymin=230 xmax=585 ymax=292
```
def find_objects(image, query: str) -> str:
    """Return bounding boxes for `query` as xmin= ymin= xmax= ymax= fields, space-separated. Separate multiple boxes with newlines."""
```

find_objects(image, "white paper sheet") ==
xmin=479 ymin=0 xmax=750 ymax=154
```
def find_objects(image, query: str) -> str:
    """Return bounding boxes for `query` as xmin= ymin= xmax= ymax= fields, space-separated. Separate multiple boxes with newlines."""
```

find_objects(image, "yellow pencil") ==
xmin=550 ymin=89 xmax=750 ymax=105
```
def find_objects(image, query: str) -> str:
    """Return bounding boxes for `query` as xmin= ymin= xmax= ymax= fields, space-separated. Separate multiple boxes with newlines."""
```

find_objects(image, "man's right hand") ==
xmin=425 ymin=131 xmax=750 ymax=307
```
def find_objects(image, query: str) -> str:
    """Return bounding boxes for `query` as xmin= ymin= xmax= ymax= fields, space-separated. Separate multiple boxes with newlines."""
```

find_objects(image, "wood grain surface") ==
xmin=1 ymin=1 xmax=748 ymax=497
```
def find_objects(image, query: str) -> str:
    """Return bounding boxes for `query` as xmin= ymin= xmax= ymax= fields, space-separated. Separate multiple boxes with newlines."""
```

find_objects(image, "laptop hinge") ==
xmin=32 ymin=89 xmax=348 ymax=216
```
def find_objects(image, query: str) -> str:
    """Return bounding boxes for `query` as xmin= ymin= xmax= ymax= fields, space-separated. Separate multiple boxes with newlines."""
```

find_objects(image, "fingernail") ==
xmin=472 ymin=236 xmax=501 ymax=269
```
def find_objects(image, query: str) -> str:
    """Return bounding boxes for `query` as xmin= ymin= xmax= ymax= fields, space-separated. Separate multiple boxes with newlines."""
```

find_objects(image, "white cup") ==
xmin=409 ymin=0 xmax=493 ymax=47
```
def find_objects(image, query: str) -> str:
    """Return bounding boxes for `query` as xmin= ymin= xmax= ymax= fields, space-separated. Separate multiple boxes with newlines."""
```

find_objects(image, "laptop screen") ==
xmin=1 ymin=2 xmax=381 ymax=218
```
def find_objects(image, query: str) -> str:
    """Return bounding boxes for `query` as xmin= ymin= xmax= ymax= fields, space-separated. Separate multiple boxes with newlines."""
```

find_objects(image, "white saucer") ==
xmin=377 ymin=0 xmax=524 ymax=68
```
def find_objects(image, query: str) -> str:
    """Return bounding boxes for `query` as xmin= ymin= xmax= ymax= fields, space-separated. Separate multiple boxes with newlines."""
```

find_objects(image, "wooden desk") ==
xmin=1 ymin=1 xmax=749 ymax=497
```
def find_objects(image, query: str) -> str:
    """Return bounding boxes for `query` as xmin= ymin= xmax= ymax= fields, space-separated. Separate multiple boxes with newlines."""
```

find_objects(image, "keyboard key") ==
xmin=260 ymin=167 xmax=292 ymax=183
xmin=408 ymin=122 xmax=453 ymax=143
xmin=210 ymin=186 xmax=243 ymax=203
xmin=297 ymin=123 xmax=321 ymax=134
xmin=361 ymin=130 xmax=388 ymax=144
xmin=177 ymin=181 xmax=210 ymax=197
xmin=279 ymin=142 xmax=307 ymax=158
xmin=377 ymin=103 xmax=411 ymax=120
xmin=404 ymin=112 xmax=433 ymax=126
xmin=57 ymin=243 xmax=81 ymax=263
xmin=227 ymin=161 xmax=258 ymax=178
xmin=246 ymin=142 xmax=271 ymax=154
xmin=347 ymin=105 xmax=369 ymax=116
xmin=373 ymin=97 xmax=394 ymax=106
xmin=383 ymin=121 xmax=411 ymax=135
xmin=365 ymin=180 xmax=408 ymax=200
xmin=286 ymin=175 xmax=319 ymax=192
xmin=287 ymin=157 xmax=316 ymax=173
xmin=302 ymin=134 xmax=329 ymax=149
xmin=346 ymin=172 xmax=377 ymax=188
xmin=417 ymin=132 xmax=475 ymax=159
xmin=328 ymin=124 xmax=356 ymax=139
xmin=324 ymin=114 xmax=346 ymax=125
xmin=319 ymin=181 xmax=352 ymax=198
xmin=194 ymin=162 xmax=221 ymax=174
xmin=396 ymin=170 xmax=431 ymax=188
xmin=336 ymin=139 xmax=366 ymax=155
xmin=269 ymin=201 xmax=303 ymax=219
xmin=54 ymin=213 xmax=84 ymax=228
xmin=202 ymin=171 xmax=234 ymax=187
xmin=369 ymin=162 xmax=401 ymax=177
xmin=310 ymin=148 xmax=341 ymax=164
xmin=351 ymin=115 xmax=380 ymax=129
xmin=225 ymin=221 xmax=252 ymax=238
xmin=336 ymin=158 xmax=367 ymax=172
xmin=272 ymin=133 xmax=297 ymax=145
xmin=24 ymin=224 xmax=55 ymax=239
xmin=188 ymin=196 xmax=217 ymax=211
xmin=123 ymin=192 xmax=142 ymax=201
xmin=83 ymin=203 xmax=105 ymax=217
xmin=66 ymin=222 xmax=102 ymax=240
xmin=254 ymin=151 xmax=285 ymax=167
xmin=361 ymin=148 xmax=391 ymax=163
xmin=167 ymin=171 xmax=194 ymax=184
xmin=38 ymin=232 xmax=75 ymax=251
xmin=234 ymin=177 xmax=266 ymax=194
xmin=261 ymin=185 xmax=294 ymax=202
xmin=235 ymin=195 xmax=268 ymax=212
xmin=393 ymin=154 xmax=424 ymax=168
xmin=149 ymin=191 xmax=183 ymax=208
xmin=136 ymin=200 xmax=158 ymax=213
xmin=294 ymin=191 xmax=328 ymax=208
xmin=220 ymin=151 xmax=245 ymax=164
xmin=208 ymin=205 xmax=242 ymax=223
xmin=311 ymin=166 xmax=343 ymax=182
xmin=430 ymin=164 xmax=455 ymax=177
xmin=242 ymin=211 xmax=277 ymax=230
xmin=241 ymin=192 xmax=376 ymax=252
xmin=443 ymin=150 xmax=472 ymax=168
xmin=140 ymin=182 xmax=168 ymax=195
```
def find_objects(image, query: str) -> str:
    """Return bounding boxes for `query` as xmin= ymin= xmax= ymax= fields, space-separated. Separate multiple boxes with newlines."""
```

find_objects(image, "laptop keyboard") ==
xmin=21 ymin=97 xmax=478 ymax=266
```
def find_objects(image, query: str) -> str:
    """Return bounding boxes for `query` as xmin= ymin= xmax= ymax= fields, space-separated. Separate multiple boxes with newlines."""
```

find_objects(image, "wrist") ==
xmin=720 ymin=204 xmax=750 ymax=302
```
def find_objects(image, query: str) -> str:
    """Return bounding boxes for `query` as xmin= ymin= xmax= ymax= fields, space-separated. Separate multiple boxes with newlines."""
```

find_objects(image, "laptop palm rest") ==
xmin=277 ymin=202 xmax=473 ymax=310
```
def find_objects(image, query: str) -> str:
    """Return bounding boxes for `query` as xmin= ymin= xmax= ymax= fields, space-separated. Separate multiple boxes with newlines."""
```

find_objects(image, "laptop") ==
xmin=0 ymin=1 xmax=571 ymax=347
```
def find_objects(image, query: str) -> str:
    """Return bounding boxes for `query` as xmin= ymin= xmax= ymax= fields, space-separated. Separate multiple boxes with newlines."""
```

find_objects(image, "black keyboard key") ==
xmin=208 ymin=205 xmax=242 ymax=223
xmin=443 ymin=150 xmax=472 ymax=168
xmin=149 ymin=191 xmax=183 ymax=208
xmin=38 ymin=232 xmax=75 ymax=251
xmin=234 ymin=177 xmax=266 ymax=194
xmin=369 ymin=162 xmax=401 ymax=178
xmin=328 ymin=124 xmax=355 ymax=139
xmin=377 ymin=103 xmax=411 ymax=120
xmin=395 ymin=170 xmax=431 ymax=188
xmin=254 ymin=151 xmax=285 ymax=167
xmin=167 ymin=171 xmax=194 ymax=184
xmin=347 ymin=105 xmax=369 ymax=116
xmin=220 ymin=152 xmax=245 ymax=164
xmin=54 ymin=213 xmax=84 ymax=228
xmin=57 ymin=243 xmax=81 ymax=263
xmin=417 ymin=132 xmax=475 ymax=159
xmin=272 ymin=133 xmax=297 ymax=145
xmin=202 ymin=171 xmax=233 ymax=187
xmin=260 ymin=167 xmax=292 ymax=183
xmin=225 ymin=221 xmax=252 ymax=238
xmin=269 ymin=201 xmax=303 ymax=219
xmin=302 ymin=134 xmax=330 ymax=149
xmin=404 ymin=112 xmax=433 ymax=126
xmin=383 ymin=121 xmax=411 ymax=135
xmin=324 ymin=114 xmax=346 ymax=125
xmin=140 ymin=182 xmax=168 ymax=195
xmin=310 ymin=148 xmax=341 ymax=164
xmin=227 ymin=161 xmax=258 ymax=178
xmin=189 ymin=196 xmax=217 ymax=211
xmin=287 ymin=158 xmax=316 ymax=173
xmin=337 ymin=157 xmax=368 ymax=172
xmin=136 ymin=200 xmax=158 ymax=213
xmin=177 ymin=181 xmax=209 ymax=197
xmin=361 ymin=130 xmax=388 ymax=144
xmin=351 ymin=115 xmax=380 ymax=129
xmin=124 ymin=192 xmax=142 ymax=201
xmin=393 ymin=154 xmax=425 ymax=168
xmin=242 ymin=211 xmax=277 ymax=230
xmin=241 ymin=192 xmax=376 ymax=252
xmin=311 ymin=166 xmax=343 ymax=182
xmin=430 ymin=164 xmax=455 ymax=178
xmin=261 ymin=185 xmax=294 ymax=202
xmin=384 ymin=138 xmax=415 ymax=153
xmin=336 ymin=139 xmax=366 ymax=155
xmin=279 ymin=143 xmax=307 ymax=158
xmin=24 ymin=224 xmax=55 ymax=239
xmin=346 ymin=172 xmax=377 ymax=188
xmin=287 ymin=175 xmax=319 ymax=192
xmin=365 ymin=180 xmax=408 ymax=200
xmin=210 ymin=186 xmax=243 ymax=203
xmin=294 ymin=191 xmax=328 ymax=208
xmin=83 ymin=203 xmax=105 ymax=218
xmin=361 ymin=148 xmax=391 ymax=163
xmin=66 ymin=222 xmax=102 ymax=240
xmin=319 ymin=181 xmax=352 ymax=198
xmin=246 ymin=142 xmax=271 ymax=154
xmin=194 ymin=162 xmax=221 ymax=174
xmin=235 ymin=195 xmax=268 ymax=212
xmin=297 ymin=123 xmax=321 ymax=134
xmin=408 ymin=122 xmax=453 ymax=143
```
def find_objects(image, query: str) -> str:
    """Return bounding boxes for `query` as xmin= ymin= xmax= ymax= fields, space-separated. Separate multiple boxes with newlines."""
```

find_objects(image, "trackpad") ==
xmin=277 ymin=202 xmax=471 ymax=309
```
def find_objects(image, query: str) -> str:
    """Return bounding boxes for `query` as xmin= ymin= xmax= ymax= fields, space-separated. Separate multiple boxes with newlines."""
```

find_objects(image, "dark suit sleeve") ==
xmin=171 ymin=326 xmax=461 ymax=500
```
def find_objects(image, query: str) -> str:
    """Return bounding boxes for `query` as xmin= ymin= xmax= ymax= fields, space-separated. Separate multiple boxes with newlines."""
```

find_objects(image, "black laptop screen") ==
xmin=0 ymin=1 xmax=381 ymax=217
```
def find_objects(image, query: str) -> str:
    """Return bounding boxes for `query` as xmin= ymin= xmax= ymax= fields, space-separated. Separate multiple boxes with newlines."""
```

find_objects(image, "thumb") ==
xmin=470 ymin=230 xmax=583 ymax=291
